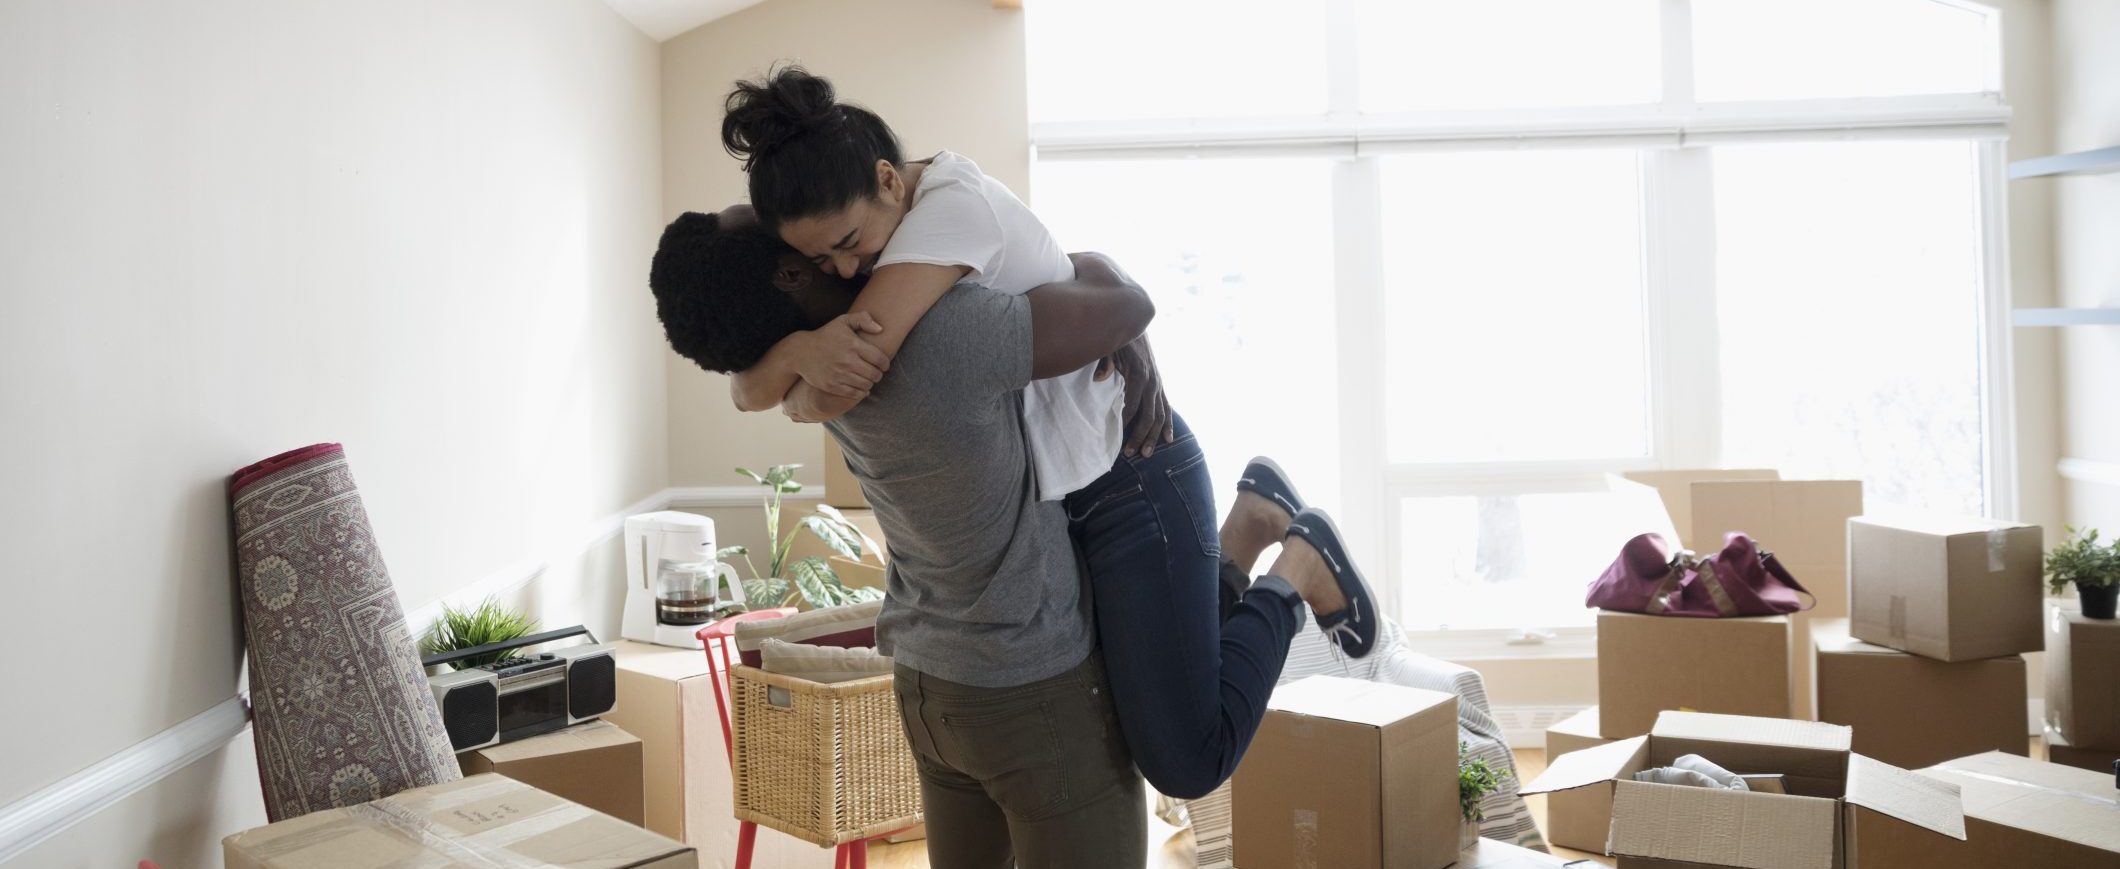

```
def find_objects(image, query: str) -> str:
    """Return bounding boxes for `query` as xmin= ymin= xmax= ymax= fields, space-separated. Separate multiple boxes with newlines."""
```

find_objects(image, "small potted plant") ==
xmin=1457 ymin=742 xmax=1510 ymax=852
xmin=2045 ymin=527 xmax=2120 ymax=619
xmin=720 ymin=464 xmax=886 ymax=611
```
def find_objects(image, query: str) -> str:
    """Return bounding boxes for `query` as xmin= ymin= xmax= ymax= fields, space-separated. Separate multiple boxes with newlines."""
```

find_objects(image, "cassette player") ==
xmin=424 ymin=625 xmax=616 ymax=752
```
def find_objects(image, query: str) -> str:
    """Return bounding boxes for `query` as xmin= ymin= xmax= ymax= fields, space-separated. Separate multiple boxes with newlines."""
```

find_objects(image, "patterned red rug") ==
xmin=231 ymin=443 xmax=459 ymax=821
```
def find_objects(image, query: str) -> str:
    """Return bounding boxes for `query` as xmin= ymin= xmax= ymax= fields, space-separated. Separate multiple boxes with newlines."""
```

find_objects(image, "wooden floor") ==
xmin=867 ymin=739 xmax=2049 ymax=868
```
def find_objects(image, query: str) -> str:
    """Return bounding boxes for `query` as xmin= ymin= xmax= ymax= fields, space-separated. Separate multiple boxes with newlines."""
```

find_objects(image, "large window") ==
xmin=1027 ymin=0 xmax=2010 ymax=645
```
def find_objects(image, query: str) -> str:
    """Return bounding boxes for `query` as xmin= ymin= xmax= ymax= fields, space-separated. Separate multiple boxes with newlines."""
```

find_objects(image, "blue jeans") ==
xmin=1063 ymin=416 xmax=1305 ymax=799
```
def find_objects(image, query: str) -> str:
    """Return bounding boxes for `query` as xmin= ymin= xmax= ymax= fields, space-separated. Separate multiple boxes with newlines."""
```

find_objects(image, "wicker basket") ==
xmin=730 ymin=665 xmax=923 ymax=846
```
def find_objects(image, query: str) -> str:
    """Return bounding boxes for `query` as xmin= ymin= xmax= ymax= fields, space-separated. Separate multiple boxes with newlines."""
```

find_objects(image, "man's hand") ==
xmin=789 ymin=312 xmax=890 ymax=400
xmin=1095 ymin=335 xmax=1176 ymax=458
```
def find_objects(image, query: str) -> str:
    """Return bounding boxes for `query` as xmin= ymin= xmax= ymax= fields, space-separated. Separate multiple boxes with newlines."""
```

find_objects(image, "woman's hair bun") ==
xmin=722 ymin=64 xmax=839 ymax=169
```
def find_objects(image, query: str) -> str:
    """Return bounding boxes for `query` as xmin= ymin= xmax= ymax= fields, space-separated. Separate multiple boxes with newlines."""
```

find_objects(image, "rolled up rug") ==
xmin=231 ymin=443 xmax=460 ymax=821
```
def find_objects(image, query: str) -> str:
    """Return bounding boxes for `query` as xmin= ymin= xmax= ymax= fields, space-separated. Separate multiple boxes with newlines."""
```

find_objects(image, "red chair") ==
xmin=699 ymin=612 xmax=900 ymax=869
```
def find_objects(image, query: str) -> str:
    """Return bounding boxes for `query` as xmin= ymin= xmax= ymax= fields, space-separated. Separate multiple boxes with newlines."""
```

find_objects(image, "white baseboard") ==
xmin=0 ymin=695 xmax=251 ymax=864
xmin=1492 ymin=704 xmax=1591 ymax=749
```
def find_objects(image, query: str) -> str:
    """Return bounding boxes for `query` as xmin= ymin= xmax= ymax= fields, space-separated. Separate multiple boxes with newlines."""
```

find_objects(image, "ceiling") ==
xmin=600 ymin=0 xmax=772 ymax=42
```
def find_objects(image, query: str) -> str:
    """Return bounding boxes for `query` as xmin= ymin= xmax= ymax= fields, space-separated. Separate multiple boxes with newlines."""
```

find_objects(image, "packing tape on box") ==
xmin=1931 ymin=764 xmax=2120 ymax=810
xmin=1291 ymin=808 xmax=1318 ymax=869
xmin=1987 ymin=528 xmax=2008 ymax=574
xmin=243 ymin=777 xmax=601 ymax=867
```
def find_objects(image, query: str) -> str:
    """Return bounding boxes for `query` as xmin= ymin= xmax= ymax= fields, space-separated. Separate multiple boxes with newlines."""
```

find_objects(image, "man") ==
xmin=651 ymin=205 xmax=1157 ymax=867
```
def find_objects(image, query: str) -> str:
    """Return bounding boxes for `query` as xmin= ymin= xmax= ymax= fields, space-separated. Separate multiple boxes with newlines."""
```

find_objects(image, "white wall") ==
xmin=660 ymin=0 xmax=1029 ymax=518
xmin=2052 ymin=0 xmax=2120 ymax=531
xmin=0 ymin=0 xmax=665 ymax=864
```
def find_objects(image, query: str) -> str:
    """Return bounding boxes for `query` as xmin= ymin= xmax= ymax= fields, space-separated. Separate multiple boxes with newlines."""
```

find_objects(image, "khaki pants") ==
xmin=893 ymin=654 xmax=1146 ymax=869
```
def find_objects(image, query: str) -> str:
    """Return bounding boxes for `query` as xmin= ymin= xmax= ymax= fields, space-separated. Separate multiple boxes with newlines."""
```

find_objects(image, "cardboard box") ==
xmin=1617 ymin=469 xmax=1782 ymax=553
xmin=1848 ymin=514 xmax=2044 ymax=662
xmin=224 ymin=773 xmax=695 ymax=869
xmin=1541 ymin=707 xmax=1622 ymax=853
xmin=1597 ymin=611 xmax=1791 ymax=737
xmin=458 ymin=719 xmax=645 ymax=827
xmin=820 ymin=435 xmax=868 ymax=509
xmin=1233 ymin=676 xmax=1459 ymax=869
xmin=2042 ymin=724 xmax=2120 ymax=774
xmin=1811 ymin=619 xmax=2027 ymax=770
xmin=606 ymin=641 xmax=834 ymax=869
xmin=1898 ymin=751 xmax=2120 ymax=868
xmin=1522 ymin=711 xmax=1966 ymax=869
xmin=1617 ymin=472 xmax=1862 ymax=719
xmin=2044 ymin=604 xmax=2120 ymax=748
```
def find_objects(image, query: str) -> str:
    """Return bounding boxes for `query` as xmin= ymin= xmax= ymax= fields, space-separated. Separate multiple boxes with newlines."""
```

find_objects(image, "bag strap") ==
xmin=1759 ymin=548 xmax=1816 ymax=612
xmin=1642 ymin=550 xmax=1691 ymax=615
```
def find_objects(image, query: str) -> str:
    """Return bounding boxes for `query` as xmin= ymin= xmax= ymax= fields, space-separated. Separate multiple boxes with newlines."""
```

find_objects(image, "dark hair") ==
xmin=721 ymin=65 xmax=904 ymax=230
xmin=649 ymin=211 xmax=807 ymax=374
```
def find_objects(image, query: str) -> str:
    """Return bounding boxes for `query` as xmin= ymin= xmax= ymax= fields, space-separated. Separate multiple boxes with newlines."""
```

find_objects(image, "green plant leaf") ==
xmin=846 ymin=585 xmax=884 ymax=603
xmin=736 ymin=467 xmax=768 ymax=486
xmin=419 ymin=598 xmax=537 ymax=671
xmin=780 ymin=480 xmax=804 ymax=494
xmin=789 ymin=557 xmax=860 ymax=609
xmin=765 ymin=464 xmax=799 ymax=488
xmin=815 ymin=504 xmax=882 ymax=562
xmin=743 ymin=577 xmax=789 ymax=607
xmin=716 ymin=545 xmax=749 ymax=562
xmin=800 ymin=514 xmax=864 ymax=560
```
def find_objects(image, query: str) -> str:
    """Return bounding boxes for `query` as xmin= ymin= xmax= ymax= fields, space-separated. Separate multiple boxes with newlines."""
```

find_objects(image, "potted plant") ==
xmin=420 ymin=598 xmax=537 ymax=671
xmin=719 ymin=464 xmax=886 ymax=610
xmin=2045 ymin=526 xmax=2120 ymax=619
xmin=1457 ymin=741 xmax=1510 ymax=851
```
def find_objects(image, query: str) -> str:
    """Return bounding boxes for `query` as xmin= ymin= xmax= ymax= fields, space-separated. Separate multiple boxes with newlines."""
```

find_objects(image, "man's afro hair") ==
xmin=649 ymin=211 xmax=808 ymax=374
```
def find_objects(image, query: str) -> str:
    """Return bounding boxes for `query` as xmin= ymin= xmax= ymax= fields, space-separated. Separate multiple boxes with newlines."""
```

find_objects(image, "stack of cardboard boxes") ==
xmin=1823 ymin=514 xmax=2043 ymax=769
xmin=2043 ymin=602 xmax=2120 ymax=773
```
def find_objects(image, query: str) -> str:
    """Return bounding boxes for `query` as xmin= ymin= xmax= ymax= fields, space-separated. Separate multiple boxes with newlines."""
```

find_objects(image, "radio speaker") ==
xmin=429 ymin=668 xmax=500 ymax=752
xmin=551 ymin=643 xmax=618 ymax=723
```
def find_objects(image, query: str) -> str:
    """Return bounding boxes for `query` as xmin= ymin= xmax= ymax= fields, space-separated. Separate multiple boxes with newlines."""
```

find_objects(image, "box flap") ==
xmin=1520 ymin=736 xmax=1647 ymax=795
xmin=1923 ymin=751 xmax=2120 ymax=852
xmin=1844 ymin=754 xmax=1966 ymax=840
xmin=1607 ymin=780 xmax=1838 ymax=869
xmin=1614 ymin=469 xmax=1777 ymax=550
xmin=224 ymin=774 xmax=695 ymax=868
xmin=1849 ymin=512 xmax=2035 ymax=538
xmin=1266 ymin=675 xmax=1454 ymax=728
xmin=1653 ymin=711 xmax=1851 ymax=752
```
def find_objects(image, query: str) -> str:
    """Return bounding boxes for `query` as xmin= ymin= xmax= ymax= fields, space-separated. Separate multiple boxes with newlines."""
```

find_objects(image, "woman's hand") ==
xmin=790 ymin=312 xmax=890 ymax=400
xmin=1096 ymin=335 xmax=1176 ymax=458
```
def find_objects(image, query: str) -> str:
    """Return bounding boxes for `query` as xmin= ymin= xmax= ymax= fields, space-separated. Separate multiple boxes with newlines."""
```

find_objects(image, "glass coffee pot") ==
xmin=655 ymin=558 xmax=742 ymax=626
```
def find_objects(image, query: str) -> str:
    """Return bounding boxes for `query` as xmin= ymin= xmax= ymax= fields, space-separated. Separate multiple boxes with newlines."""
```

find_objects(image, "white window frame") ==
xmin=1029 ymin=0 xmax=2017 ymax=659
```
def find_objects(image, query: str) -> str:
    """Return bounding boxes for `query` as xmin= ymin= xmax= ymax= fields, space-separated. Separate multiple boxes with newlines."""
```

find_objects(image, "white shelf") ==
xmin=2013 ymin=308 xmax=2120 ymax=327
xmin=2009 ymin=145 xmax=2120 ymax=179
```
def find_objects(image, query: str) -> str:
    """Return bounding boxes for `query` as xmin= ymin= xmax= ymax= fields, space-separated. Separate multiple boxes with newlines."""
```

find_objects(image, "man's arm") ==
xmin=785 ymin=252 xmax=1154 ymax=423
xmin=1028 ymin=252 xmax=1154 ymax=379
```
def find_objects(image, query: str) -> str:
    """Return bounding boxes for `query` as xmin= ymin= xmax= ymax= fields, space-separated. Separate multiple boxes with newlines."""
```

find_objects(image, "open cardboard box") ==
xmin=1907 ymin=751 xmax=2120 ymax=868
xmin=1521 ymin=711 xmax=1965 ymax=869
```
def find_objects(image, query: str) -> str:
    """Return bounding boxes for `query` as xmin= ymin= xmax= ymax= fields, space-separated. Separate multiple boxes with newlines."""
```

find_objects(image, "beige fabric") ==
xmin=758 ymin=638 xmax=893 ymax=684
xmin=734 ymin=600 xmax=883 ymax=655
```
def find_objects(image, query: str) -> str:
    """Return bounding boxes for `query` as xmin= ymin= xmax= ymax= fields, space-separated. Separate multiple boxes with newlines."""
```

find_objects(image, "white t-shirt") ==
xmin=875 ymin=151 xmax=1125 ymax=500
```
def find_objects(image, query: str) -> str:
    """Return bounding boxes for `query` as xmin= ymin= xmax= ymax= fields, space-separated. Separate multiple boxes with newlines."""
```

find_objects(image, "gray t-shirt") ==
xmin=823 ymin=284 xmax=1091 ymax=688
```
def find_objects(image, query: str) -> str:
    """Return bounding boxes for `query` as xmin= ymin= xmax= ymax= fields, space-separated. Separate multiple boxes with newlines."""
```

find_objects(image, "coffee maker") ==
xmin=622 ymin=511 xmax=743 ymax=649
